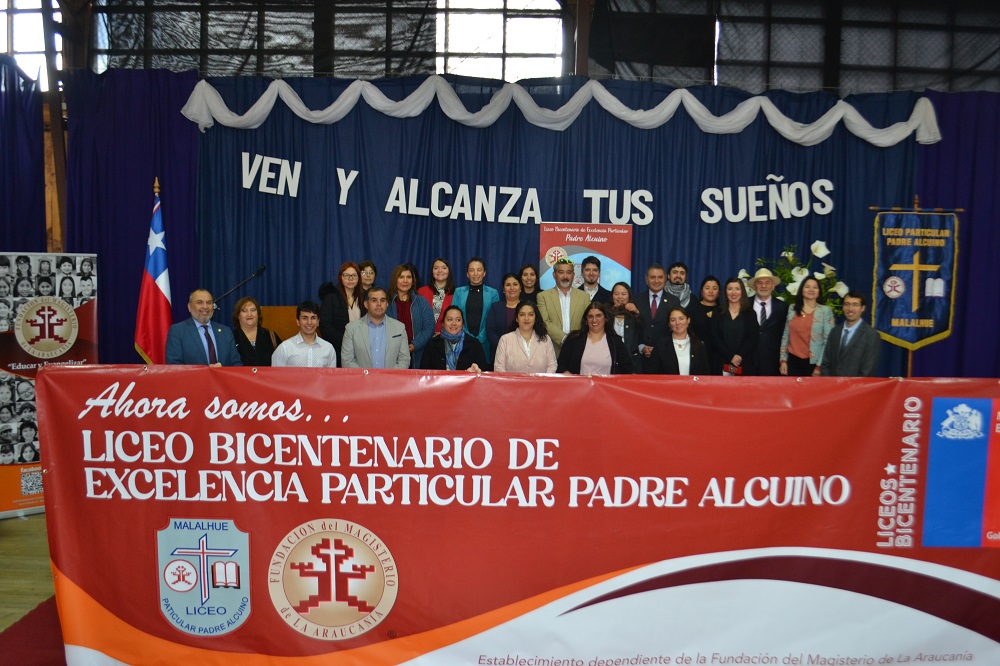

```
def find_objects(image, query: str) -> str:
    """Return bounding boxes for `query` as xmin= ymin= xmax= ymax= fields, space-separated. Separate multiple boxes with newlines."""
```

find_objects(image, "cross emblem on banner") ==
xmin=172 ymin=534 xmax=237 ymax=605
xmin=889 ymin=250 xmax=940 ymax=312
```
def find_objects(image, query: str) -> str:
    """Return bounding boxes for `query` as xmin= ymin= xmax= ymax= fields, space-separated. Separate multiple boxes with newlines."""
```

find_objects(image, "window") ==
xmin=2 ymin=0 xmax=62 ymax=91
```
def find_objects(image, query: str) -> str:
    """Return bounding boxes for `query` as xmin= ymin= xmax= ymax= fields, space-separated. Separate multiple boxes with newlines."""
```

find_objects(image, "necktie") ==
xmin=841 ymin=327 xmax=852 ymax=351
xmin=202 ymin=325 xmax=218 ymax=364
xmin=650 ymin=293 xmax=658 ymax=318
xmin=759 ymin=302 xmax=767 ymax=325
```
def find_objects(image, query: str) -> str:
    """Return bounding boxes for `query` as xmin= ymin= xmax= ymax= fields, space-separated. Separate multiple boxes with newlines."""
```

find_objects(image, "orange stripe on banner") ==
xmin=52 ymin=561 xmax=638 ymax=664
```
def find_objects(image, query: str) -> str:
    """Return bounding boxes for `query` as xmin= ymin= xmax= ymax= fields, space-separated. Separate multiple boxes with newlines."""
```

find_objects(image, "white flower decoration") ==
xmin=833 ymin=281 xmax=849 ymax=297
xmin=742 ymin=280 xmax=754 ymax=296
xmin=810 ymin=240 xmax=831 ymax=258
xmin=821 ymin=262 xmax=836 ymax=276
xmin=737 ymin=268 xmax=750 ymax=279
xmin=814 ymin=271 xmax=827 ymax=280
xmin=785 ymin=280 xmax=802 ymax=296
xmin=781 ymin=250 xmax=795 ymax=260
xmin=791 ymin=266 xmax=810 ymax=281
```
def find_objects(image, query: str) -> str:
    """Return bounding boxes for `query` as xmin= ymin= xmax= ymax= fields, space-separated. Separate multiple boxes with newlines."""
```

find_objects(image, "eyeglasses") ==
xmin=342 ymin=273 xmax=358 ymax=279
xmin=361 ymin=270 xmax=375 ymax=276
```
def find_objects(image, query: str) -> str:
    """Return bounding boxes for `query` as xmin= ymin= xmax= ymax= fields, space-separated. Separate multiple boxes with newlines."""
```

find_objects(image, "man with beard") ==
xmin=664 ymin=261 xmax=691 ymax=307
xmin=578 ymin=255 xmax=613 ymax=303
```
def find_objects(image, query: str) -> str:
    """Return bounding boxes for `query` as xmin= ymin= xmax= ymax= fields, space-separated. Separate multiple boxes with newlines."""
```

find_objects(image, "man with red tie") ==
xmin=165 ymin=289 xmax=242 ymax=366
xmin=633 ymin=263 xmax=681 ymax=373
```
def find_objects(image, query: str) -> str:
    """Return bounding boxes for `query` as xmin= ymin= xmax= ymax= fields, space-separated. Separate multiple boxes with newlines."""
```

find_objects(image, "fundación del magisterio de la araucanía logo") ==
xmin=269 ymin=519 xmax=398 ymax=640
xmin=14 ymin=296 xmax=79 ymax=359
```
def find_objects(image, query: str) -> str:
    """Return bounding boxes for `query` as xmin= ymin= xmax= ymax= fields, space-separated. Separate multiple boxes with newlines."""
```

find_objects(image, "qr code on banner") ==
xmin=21 ymin=471 xmax=43 ymax=496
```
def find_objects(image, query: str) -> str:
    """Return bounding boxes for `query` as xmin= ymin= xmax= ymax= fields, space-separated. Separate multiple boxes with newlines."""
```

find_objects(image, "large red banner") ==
xmin=38 ymin=366 xmax=1000 ymax=665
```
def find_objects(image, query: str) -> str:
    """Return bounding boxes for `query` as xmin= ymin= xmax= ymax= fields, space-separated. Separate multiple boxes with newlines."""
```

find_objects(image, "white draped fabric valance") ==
xmin=181 ymin=75 xmax=941 ymax=148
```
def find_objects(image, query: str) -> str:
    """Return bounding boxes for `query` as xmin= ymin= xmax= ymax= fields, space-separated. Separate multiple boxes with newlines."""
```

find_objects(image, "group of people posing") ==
xmin=164 ymin=255 xmax=880 ymax=378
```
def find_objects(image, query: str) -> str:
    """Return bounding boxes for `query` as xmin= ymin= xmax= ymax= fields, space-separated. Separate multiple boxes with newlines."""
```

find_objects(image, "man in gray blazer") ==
xmin=821 ymin=291 xmax=880 ymax=377
xmin=341 ymin=286 xmax=410 ymax=369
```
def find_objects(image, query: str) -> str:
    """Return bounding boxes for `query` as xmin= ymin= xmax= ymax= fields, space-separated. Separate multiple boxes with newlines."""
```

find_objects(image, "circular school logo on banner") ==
xmin=269 ymin=519 xmax=398 ymax=641
xmin=13 ymin=296 xmax=79 ymax=359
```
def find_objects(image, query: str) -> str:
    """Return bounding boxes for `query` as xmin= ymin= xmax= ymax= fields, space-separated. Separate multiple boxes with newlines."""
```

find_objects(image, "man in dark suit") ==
xmin=578 ymin=255 xmax=613 ymax=304
xmin=165 ymin=288 xmax=242 ymax=366
xmin=747 ymin=268 xmax=788 ymax=376
xmin=821 ymin=291 xmax=880 ymax=376
xmin=633 ymin=263 xmax=681 ymax=372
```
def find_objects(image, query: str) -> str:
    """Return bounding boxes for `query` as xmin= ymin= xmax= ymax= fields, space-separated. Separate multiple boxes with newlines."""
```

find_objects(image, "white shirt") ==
xmin=271 ymin=333 xmax=337 ymax=367
xmin=558 ymin=288 xmax=573 ymax=335
xmin=672 ymin=336 xmax=691 ymax=375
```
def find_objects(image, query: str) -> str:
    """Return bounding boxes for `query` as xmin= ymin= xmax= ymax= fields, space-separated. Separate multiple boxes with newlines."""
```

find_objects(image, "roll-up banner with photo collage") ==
xmin=0 ymin=252 xmax=98 ymax=519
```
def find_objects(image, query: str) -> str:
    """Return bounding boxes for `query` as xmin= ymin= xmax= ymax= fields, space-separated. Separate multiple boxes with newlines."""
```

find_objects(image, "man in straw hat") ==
xmin=747 ymin=268 xmax=788 ymax=376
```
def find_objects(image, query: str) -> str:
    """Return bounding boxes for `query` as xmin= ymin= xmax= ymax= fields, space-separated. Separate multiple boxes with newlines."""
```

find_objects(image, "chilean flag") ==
xmin=134 ymin=181 xmax=172 ymax=364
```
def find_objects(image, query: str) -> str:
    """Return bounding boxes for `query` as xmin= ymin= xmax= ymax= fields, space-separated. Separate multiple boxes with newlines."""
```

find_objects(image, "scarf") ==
xmin=441 ymin=329 xmax=465 ymax=370
xmin=664 ymin=282 xmax=691 ymax=307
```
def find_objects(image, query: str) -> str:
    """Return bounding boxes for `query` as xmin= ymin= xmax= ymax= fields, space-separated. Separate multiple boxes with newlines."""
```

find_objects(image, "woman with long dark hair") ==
xmin=417 ymin=257 xmax=455 ymax=334
xmin=319 ymin=262 xmax=364 ymax=363
xmin=493 ymin=301 xmax=557 ymax=373
xmin=710 ymin=277 xmax=758 ymax=375
xmin=650 ymin=306 xmax=711 ymax=375
xmin=779 ymin=276 xmax=835 ymax=376
xmin=557 ymin=302 xmax=633 ymax=375
xmin=387 ymin=263 xmax=435 ymax=367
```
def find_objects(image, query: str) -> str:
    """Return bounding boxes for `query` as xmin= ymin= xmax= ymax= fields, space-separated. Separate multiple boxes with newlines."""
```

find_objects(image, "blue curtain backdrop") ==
xmin=915 ymin=91 xmax=1000 ymax=378
xmin=194 ymin=76 xmax=918 ymax=374
xmin=0 ymin=55 xmax=45 ymax=252
xmin=59 ymin=70 xmax=997 ymax=376
xmin=63 ymin=69 xmax=200 ymax=364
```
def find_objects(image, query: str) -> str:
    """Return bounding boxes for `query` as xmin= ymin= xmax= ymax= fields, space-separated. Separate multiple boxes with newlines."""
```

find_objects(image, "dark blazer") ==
xmin=165 ymin=318 xmax=242 ymax=366
xmin=420 ymin=334 xmax=488 ymax=371
xmin=579 ymin=284 xmax=613 ymax=305
xmin=319 ymin=285 xmax=363 ymax=364
xmin=751 ymin=298 xmax=789 ymax=376
xmin=486 ymin=301 xmax=517 ymax=365
xmin=821 ymin=321 xmax=881 ymax=377
xmin=686 ymin=300 xmax=721 ymax=360
xmin=557 ymin=332 xmax=635 ymax=375
xmin=233 ymin=325 xmax=280 ymax=367
xmin=710 ymin=308 xmax=759 ymax=375
xmin=612 ymin=313 xmax=642 ymax=372
xmin=633 ymin=289 xmax=682 ymax=350
xmin=649 ymin=335 xmax=711 ymax=375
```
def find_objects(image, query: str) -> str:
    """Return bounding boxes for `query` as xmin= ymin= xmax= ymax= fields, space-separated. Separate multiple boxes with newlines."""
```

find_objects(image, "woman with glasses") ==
xmin=557 ymin=302 xmax=634 ymax=375
xmin=358 ymin=261 xmax=378 ymax=297
xmin=319 ymin=262 xmax=365 ymax=364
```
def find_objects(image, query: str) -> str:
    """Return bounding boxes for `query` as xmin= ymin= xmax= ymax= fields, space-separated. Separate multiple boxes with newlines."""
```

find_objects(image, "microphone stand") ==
xmin=213 ymin=265 xmax=266 ymax=314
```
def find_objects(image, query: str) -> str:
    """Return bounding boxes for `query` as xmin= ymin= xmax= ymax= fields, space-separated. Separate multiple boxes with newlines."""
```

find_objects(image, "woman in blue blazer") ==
xmin=386 ymin=264 xmax=435 ymax=368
